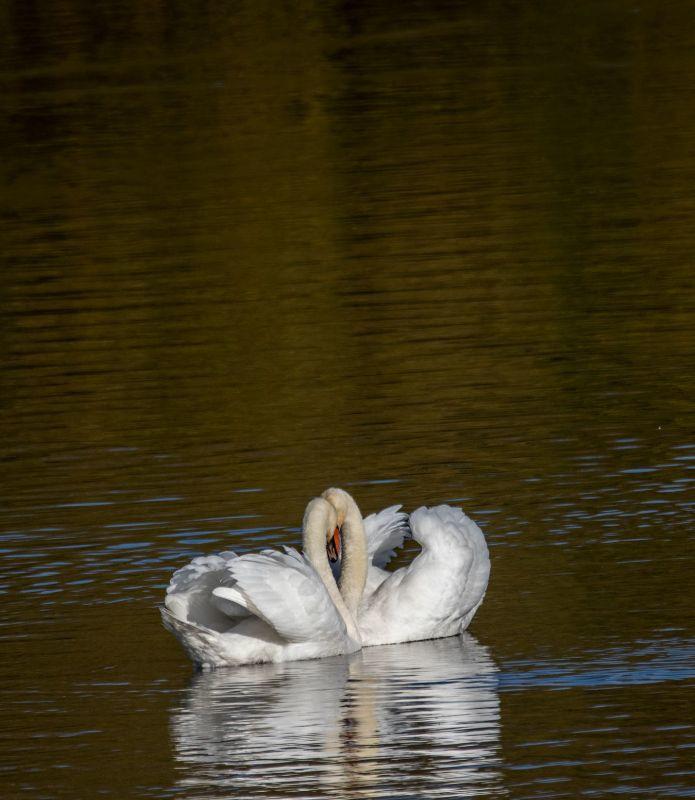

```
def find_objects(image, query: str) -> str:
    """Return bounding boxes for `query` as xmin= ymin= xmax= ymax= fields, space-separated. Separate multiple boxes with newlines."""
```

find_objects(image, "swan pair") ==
xmin=161 ymin=488 xmax=490 ymax=668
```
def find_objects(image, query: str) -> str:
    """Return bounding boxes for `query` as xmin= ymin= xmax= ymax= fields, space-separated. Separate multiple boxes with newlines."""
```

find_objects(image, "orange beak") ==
xmin=327 ymin=526 xmax=341 ymax=563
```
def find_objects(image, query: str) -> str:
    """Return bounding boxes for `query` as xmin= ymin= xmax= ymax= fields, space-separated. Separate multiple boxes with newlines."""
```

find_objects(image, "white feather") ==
xmin=162 ymin=498 xmax=361 ymax=668
xmin=226 ymin=548 xmax=348 ymax=644
xmin=363 ymin=505 xmax=410 ymax=568
xmin=358 ymin=504 xmax=490 ymax=646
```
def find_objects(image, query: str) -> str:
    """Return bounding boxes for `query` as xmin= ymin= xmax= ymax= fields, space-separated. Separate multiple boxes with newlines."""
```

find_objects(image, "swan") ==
xmin=322 ymin=488 xmax=490 ymax=647
xmin=160 ymin=496 xmax=367 ymax=668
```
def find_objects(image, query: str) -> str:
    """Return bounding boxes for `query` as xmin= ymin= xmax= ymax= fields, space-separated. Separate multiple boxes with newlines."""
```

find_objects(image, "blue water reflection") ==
xmin=501 ymin=638 xmax=695 ymax=690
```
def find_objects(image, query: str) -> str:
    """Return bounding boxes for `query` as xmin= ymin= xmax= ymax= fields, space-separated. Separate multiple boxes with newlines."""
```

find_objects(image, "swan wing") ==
xmin=363 ymin=504 xmax=410 ymax=568
xmin=165 ymin=551 xmax=249 ymax=629
xmin=405 ymin=505 xmax=490 ymax=612
xmin=410 ymin=505 xmax=490 ymax=602
xmin=217 ymin=547 xmax=348 ymax=644
xmin=360 ymin=505 xmax=489 ymax=644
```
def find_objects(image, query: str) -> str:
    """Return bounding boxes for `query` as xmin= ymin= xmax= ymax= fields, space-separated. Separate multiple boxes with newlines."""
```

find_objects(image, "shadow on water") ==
xmin=170 ymin=634 xmax=501 ymax=798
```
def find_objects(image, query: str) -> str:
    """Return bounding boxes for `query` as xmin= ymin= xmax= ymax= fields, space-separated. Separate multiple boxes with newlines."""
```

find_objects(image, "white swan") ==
xmin=322 ymin=488 xmax=490 ymax=647
xmin=160 ymin=496 xmax=367 ymax=668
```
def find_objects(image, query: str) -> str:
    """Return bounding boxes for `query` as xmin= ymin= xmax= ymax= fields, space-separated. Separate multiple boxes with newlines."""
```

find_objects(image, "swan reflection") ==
xmin=170 ymin=634 xmax=501 ymax=798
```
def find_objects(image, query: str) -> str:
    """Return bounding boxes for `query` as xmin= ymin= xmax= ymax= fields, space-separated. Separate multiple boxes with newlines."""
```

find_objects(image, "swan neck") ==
xmin=302 ymin=500 xmax=361 ymax=642
xmin=336 ymin=497 xmax=368 ymax=620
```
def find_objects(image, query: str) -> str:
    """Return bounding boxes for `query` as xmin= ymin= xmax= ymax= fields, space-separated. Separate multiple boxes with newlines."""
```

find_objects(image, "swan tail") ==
xmin=159 ymin=606 xmax=234 ymax=669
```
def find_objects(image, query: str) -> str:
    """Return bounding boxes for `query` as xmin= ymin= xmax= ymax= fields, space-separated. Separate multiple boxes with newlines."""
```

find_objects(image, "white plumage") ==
xmin=161 ymin=489 xmax=490 ymax=668
xmin=357 ymin=504 xmax=490 ymax=646
xmin=161 ymin=498 xmax=361 ymax=669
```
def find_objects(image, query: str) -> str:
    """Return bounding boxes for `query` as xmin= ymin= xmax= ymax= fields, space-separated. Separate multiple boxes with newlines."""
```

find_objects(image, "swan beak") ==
xmin=327 ymin=526 xmax=341 ymax=563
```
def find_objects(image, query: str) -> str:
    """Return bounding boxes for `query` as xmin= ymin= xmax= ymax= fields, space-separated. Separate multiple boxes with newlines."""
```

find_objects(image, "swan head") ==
xmin=320 ymin=488 xmax=367 ymax=617
xmin=302 ymin=497 xmax=342 ymax=565
xmin=321 ymin=488 xmax=353 ymax=525
xmin=321 ymin=490 xmax=346 ymax=564
xmin=321 ymin=488 xmax=361 ymax=563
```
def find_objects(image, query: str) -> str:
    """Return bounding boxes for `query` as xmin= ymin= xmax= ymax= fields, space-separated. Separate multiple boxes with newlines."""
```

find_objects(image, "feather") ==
xmin=228 ymin=550 xmax=347 ymax=644
xmin=363 ymin=505 xmax=410 ymax=568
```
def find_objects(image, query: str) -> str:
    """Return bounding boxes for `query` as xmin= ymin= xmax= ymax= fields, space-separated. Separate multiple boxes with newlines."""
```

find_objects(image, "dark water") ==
xmin=1 ymin=1 xmax=694 ymax=798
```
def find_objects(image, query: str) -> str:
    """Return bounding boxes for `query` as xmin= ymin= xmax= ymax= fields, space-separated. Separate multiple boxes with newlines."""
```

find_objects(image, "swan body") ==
xmin=161 ymin=498 xmax=364 ymax=668
xmin=323 ymin=489 xmax=490 ymax=647
xmin=162 ymin=488 xmax=490 ymax=668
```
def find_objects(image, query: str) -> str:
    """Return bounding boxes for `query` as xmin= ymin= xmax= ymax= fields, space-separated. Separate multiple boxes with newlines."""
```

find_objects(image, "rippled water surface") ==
xmin=2 ymin=1 xmax=694 ymax=798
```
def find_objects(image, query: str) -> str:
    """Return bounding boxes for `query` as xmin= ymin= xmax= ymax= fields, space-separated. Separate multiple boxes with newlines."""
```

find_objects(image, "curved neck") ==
xmin=321 ymin=488 xmax=368 ymax=622
xmin=302 ymin=499 xmax=361 ymax=643
xmin=337 ymin=497 xmax=368 ymax=620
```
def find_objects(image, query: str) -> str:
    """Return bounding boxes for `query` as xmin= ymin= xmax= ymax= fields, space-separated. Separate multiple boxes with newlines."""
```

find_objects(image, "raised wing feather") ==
xmin=409 ymin=504 xmax=487 ymax=556
xmin=363 ymin=505 xmax=410 ymax=568
xmin=407 ymin=504 xmax=490 ymax=612
xmin=165 ymin=551 xmax=247 ymax=630
xmin=360 ymin=504 xmax=490 ymax=645
xmin=167 ymin=552 xmax=238 ymax=594
xmin=222 ymin=547 xmax=348 ymax=644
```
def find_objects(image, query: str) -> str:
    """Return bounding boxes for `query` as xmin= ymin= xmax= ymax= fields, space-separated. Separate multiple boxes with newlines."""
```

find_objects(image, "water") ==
xmin=1 ymin=1 xmax=694 ymax=798
xmin=172 ymin=637 xmax=501 ymax=798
